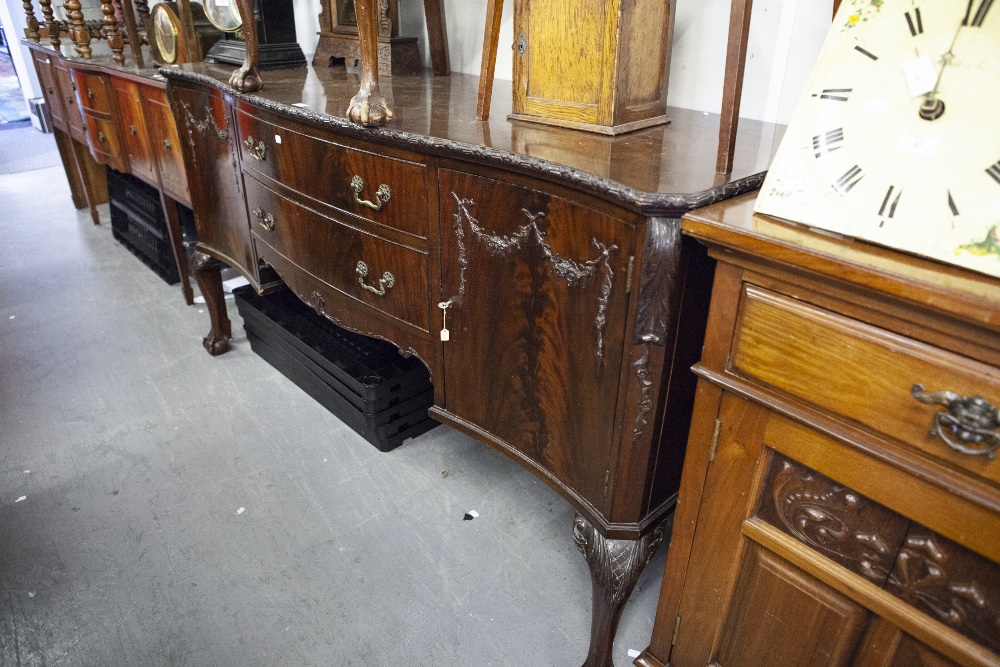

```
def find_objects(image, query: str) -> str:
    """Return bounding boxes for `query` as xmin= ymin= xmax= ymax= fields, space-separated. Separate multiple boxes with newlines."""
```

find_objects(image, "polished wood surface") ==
xmin=637 ymin=193 xmax=1000 ymax=667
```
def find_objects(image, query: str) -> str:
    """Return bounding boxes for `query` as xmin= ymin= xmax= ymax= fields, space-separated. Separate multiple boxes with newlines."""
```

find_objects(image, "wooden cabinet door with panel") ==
xmin=146 ymin=87 xmax=190 ymax=205
xmin=113 ymin=79 xmax=156 ymax=185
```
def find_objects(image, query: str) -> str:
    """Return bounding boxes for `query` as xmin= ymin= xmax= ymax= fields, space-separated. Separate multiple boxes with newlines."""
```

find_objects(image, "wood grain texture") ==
xmin=145 ymin=88 xmax=190 ymax=204
xmin=476 ymin=0 xmax=503 ymax=120
xmin=113 ymin=79 xmax=156 ymax=185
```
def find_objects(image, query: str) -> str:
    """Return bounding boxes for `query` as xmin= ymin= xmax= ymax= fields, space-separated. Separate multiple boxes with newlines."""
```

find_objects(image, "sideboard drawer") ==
xmin=730 ymin=285 xmax=1000 ymax=486
xmin=246 ymin=176 xmax=430 ymax=331
xmin=84 ymin=114 xmax=129 ymax=173
xmin=235 ymin=107 xmax=428 ymax=238
xmin=72 ymin=70 xmax=115 ymax=116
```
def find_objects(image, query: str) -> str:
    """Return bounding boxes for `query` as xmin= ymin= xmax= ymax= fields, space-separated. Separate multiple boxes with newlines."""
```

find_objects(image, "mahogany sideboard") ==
xmin=160 ymin=63 xmax=779 ymax=667
xmin=637 ymin=194 xmax=1000 ymax=667
xmin=25 ymin=41 xmax=195 ymax=304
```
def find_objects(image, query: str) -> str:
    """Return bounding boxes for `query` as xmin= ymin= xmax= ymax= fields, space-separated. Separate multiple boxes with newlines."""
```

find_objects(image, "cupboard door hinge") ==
xmin=625 ymin=256 xmax=634 ymax=293
xmin=707 ymin=418 xmax=721 ymax=463
xmin=671 ymin=614 xmax=681 ymax=646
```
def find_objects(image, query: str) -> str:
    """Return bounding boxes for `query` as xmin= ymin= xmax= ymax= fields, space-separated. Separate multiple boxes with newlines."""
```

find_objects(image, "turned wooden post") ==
xmin=38 ymin=0 xmax=60 ymax=48
xmin=64 ymin=0 xmax=92 ymax=58
xmin=100 ymin=0 xmax=125 ymax=65
xmin=23 ymin=0 xmax=41 ymax=42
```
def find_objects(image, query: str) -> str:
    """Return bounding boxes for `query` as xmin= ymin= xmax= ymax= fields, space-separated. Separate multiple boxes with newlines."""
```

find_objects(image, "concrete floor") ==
xmin=0 ymin=164 xmax=670 ymax=666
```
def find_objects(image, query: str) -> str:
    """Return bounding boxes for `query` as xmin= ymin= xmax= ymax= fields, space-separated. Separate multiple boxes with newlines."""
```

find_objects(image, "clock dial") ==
xmin=152 ymin=4 xmax=179 ymax=64
xmin=756 ymin=0 xmax=1000 ymax=278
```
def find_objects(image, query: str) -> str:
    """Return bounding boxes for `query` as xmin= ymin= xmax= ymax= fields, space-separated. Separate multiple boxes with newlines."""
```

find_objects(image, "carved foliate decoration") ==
xmin=757 ymin=456 xmax=909 ymax=585
xmin=886 ymin=527 xmax=1000 ymax=654
xmin=635 ymin=219 xmax=680 ymax=346
xmin=306 ymin=290 xmax=326 ymax=316
xmin=573 ymin=514 xmax=664 ymax=613
xmin=631 ymin=346 xmax=654 ymax=444
xmin=449 ymin=194 xmax=618 ymax=368
xmin=180 ymin=100 xmax=231 ymax=150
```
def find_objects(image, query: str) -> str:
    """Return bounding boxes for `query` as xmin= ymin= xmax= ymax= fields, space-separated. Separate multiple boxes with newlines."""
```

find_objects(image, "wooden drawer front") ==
xmin=112 ymin=81 xmax=155 ymax=184
xmin=72 ymin=70 xmax=114 ymax=116
xmin=732 ymin=285 xmax=1000 ymax=486
xmin=246 ymin=177 xmax=430 ymax=331
xmin=84 ymin=114 xmax=129 ymax=173
xmin=54 ymin=64 xmax=85 ymax=140
xmin=31 ymin=52 xmax=65 ymax=130
xmin=235 ymin=108 xmax=428 ymax=238
xmin=145 ymin=92 xmax=189 ymax=204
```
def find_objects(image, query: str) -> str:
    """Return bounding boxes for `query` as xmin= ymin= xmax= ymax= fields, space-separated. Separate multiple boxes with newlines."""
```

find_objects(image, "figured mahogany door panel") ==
xmin=713 ymin=542 xmax=870 ymax=666
xmin=169 ymin=84 xmax=256 ymax=281
xmin=756 ymin=453 xmax=911 ymax=587
xmin=731 ymin=285 xmax=1000 ymax=487
xmin=145 ymin=88 xmax=189 ymax=205
xmin=438 ymin=168 xmax=633 ymax=515
xmin=31 ymin=51 xmax=65 ymax=131
xmin=234 ymin=107 xmax=428 ymax=239
xmin=54 ymin=63 xmax=86 ymax=142
xmin=246 ymin=175 xmax=430 ymax=331
xmin=112 ymin=80 xmax=155 ymax=185
xmin=885 ymin=525 xmax=1000 ymax=655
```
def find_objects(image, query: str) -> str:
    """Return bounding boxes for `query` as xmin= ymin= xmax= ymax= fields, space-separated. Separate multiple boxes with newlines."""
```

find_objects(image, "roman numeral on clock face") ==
xmin=987 ymin=159 xmax=1000 ymax=185
xmin=834 ymin=165 xmax=864 ymax=194
xmin=905 ymin=7 xmax=924 ymax=35
xmin=948 ymin=190 xmax=960 ymax=216
xmin=813 ymin=128 xmax=844 ymax=157
xmin=964 ymin=0 xmax=993 ymax=26
xmin=878 ymin=185 xmax=903 ymax=225
xmin=854 ymin=45 xmax=879 ymax=61
xmin=813 ymin=88 xmax=852 ymax=102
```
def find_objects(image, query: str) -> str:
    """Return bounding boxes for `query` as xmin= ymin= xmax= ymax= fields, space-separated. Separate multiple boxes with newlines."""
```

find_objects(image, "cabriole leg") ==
xmin=573 ymin=515 xmax=665 ymax=667
xmin=190 ymin=251 xmax=232 ymax=356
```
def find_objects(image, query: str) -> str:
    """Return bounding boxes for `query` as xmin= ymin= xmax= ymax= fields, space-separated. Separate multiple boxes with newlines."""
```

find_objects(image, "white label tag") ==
xmin=902 ymin=54 xmax=937 ymax=97
xmin=274 ymin=134 xmax=282 ymax=144
xmin=440 ymin=329 xmax=449 ymax=341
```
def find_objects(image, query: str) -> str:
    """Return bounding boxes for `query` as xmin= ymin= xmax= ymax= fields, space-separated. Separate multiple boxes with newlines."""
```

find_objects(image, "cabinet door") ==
xmin=30 ymin=51 xmax=65 ymax=131
xmin=169 ymin=84 xmax=256 ymax=280
xmin=438 ymin=168 xmax=634 ymax=512
xmin=113 ymin=80 xmax=155 ymax=185
xmin=146 ymin=88 xmax=189 ymax=205
xmin=53 ymin=63 xmax=85 ymax=142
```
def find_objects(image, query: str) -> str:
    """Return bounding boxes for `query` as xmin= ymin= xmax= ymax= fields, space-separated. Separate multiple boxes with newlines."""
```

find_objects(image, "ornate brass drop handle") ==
xmin=253 ymin=206 xmax=275 ymax=232
xmin=351 ymin=176 xmax=391 ymax=211
xmin=356 ymin=260 xmax=394 ymax=296
xmin=244 ymin=136 xmax=267 ymax=161
xmin=911 ymin=384 xmax=1000 ymax=460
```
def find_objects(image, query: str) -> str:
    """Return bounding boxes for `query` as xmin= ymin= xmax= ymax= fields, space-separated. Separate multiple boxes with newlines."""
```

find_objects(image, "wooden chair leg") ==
xmin=422 ymin=0 xmax=450 ymax=76
xmin=476 ymin=0 xmax=503 ymax=121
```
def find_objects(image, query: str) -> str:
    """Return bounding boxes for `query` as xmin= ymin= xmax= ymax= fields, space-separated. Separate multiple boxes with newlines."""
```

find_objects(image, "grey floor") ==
xmin=0 ymin=161 xmax=670 ymax=666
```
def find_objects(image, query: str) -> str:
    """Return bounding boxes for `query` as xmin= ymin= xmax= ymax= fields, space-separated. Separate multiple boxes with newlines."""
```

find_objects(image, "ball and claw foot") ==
xmin=347 ymin=87 xmax=393 ymax=127
xmin=202 ymin=333 xmax=230 ymax=356
xmin=229 ymin=64 xmax=262 ymax=93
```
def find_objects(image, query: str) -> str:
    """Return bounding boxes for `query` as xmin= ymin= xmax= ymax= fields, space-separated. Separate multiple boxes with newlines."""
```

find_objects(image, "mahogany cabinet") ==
xmin=637 ymin=194 xmax=1000 ymax=667
xmin=71 ymin=67 xmax=130 ymax=174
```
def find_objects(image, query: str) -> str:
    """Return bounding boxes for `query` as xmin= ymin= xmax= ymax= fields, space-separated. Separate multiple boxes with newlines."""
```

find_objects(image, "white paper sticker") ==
xmin=274 ymin=134 xmax=282 ymax=144
xmin=896 ymin=132 xmax=941 ymax=157
xmin=902 ymin=54 xmax=937 ymax=97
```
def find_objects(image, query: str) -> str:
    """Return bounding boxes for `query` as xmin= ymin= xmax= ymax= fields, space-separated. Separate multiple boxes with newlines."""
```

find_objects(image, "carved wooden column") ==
xmin=573 ymin=515 xmax=664 ymax=667
xmin=23 ymin=0 xmax=41 ymax=42
xmin=190 ymin=252 xmax=232 ymax=355
xmin=99 ymin=0 xmax=125 ymax=65
xmin=346 ymin=0 xmax=391 ymax=126
xmin=64 ymin=0 xmax=92 ymax=58
xmin=38 ymin=0 xmax=60 ymax=48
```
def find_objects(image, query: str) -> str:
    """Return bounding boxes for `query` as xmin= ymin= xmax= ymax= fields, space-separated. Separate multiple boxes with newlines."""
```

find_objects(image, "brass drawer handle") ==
xmin=87 ymin=88 xmax=94 ymax=101
xmin=351 ymin=176 xmax=391 ymax=211
xmin=97 ymin=131 xmax=106 ymax=143
xmin=244 ymin=135 xmax=267 ymax=161
xmin=163 ymin=139 xmax=171 ymax=151
xmin=356 ymin=261 xmax=394 ymax=296
xmin=130 ymin=125 xmax=137 ymax=136
xmin=253 ymin=206 xmax=275 ymax=232
xmin=911 ymin=384 xmax=1000 ymax=459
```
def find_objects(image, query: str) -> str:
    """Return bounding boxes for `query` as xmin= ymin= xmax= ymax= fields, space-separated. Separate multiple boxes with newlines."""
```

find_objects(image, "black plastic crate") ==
xmin=233 ymin=285 xmax=437 ymax=451
xmin=107 ymin=168 xmax=180 ymax=285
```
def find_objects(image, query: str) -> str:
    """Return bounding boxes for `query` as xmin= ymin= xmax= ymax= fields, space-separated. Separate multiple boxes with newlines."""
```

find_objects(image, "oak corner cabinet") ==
xmin=636 ymin=193 xmax=1000 ymax=667
xmin=161 ymin=63 xmax=776 ymax=666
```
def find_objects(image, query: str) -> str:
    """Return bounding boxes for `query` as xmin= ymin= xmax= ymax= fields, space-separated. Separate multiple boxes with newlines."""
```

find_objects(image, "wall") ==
xmin=294 ymin=0 xmax=834 ymax=124
xmin=0 ymin=0 xmax=42 ymax=104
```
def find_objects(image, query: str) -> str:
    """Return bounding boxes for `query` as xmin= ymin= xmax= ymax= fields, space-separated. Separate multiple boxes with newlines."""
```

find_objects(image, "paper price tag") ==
xmin=902 ymin=54 xmax=937 ymax=98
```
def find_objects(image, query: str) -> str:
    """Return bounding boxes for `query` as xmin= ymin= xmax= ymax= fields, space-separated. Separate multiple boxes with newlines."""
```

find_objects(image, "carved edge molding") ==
xmin=159 ymin=70 xmax=766 ymax=217
xmin=450 ymin=193 xmax=617 ymax=368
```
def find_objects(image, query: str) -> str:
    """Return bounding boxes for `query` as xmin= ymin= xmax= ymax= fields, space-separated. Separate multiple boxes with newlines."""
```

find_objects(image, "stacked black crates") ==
xmin=107 ymin=168 xmax=194 ymax=284
xmin=233 ymin=286 xmax=437 ymax=452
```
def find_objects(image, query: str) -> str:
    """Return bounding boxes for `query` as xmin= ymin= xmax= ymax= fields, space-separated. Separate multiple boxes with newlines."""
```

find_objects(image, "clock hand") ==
xmin=920 ymin=23 xmax=965 ymax=121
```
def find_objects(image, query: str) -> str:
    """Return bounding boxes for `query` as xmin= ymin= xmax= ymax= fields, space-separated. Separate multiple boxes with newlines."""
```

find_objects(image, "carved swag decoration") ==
xmin=450 ymin=193 xmax=617 ymax=369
